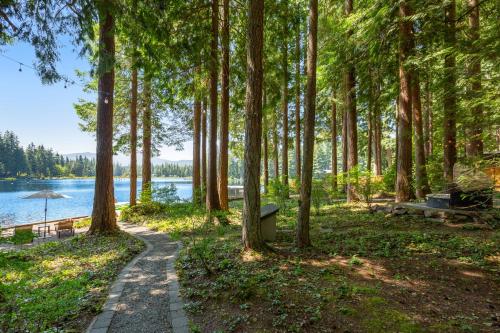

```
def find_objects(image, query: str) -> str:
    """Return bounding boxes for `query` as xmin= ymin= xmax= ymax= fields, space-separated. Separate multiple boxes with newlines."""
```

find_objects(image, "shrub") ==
xmin=10 ymin=230 xmax=36 ymax=244
xmin=268 ymin=178 xmax=290 ymax=210
xmin=153 ymin=183 xmax=179 ymax=204
xmin=73 ymin=217 xmax=91 ymax=229
xmin=140 ymin=186 xmax=153 ymax=203
xmin=358 ymin=171 xmax=385 ymax=207
xmin=311 ymin=180 xmax=329 ymax=214
xmin=121 ymin=201 xmax=167 ymax=221
xmin=382 ymin=163 xmax=396 ymax=192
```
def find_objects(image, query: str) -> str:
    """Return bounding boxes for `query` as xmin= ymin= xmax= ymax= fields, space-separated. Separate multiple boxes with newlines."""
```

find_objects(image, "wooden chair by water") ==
xmin=55 ymin=219 xmax=75 ymax=238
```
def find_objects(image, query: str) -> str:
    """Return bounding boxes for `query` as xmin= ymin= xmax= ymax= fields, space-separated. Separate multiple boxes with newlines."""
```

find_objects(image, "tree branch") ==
xmin=0 ymin=9 xmax=19 ymax=32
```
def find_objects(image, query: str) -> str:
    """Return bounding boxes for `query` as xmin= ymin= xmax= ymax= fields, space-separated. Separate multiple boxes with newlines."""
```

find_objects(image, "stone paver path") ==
xmin=87 ymin=223 xmax=188 ymax=333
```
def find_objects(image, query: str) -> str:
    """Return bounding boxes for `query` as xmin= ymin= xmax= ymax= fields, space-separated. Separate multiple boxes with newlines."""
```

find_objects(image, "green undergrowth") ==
xmin=0 ymin=232 xmax=144 ymax=332
xmin=121 ymin=201 xmax=225 ymax=240
xmin=0 ymin=230 xmax=36 ymax=245
xmin=73 ymin=217 xmax=92 ymax=228
xmin=121 ymin=198 xmax=499 ymax=332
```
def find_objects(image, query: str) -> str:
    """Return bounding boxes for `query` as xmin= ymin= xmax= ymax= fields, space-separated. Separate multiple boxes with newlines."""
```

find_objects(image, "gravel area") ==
xmin=106 ymin=225 xmax=178 ymax=333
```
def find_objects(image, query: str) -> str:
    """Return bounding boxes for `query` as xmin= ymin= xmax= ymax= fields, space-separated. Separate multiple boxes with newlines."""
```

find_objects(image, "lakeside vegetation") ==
xmin=0 ymin=232 xmax=144 ymax=332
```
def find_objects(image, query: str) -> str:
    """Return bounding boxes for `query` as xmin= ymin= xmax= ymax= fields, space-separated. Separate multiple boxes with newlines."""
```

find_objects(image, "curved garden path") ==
xmin=87 ymin=223 xmax=188 ymax=333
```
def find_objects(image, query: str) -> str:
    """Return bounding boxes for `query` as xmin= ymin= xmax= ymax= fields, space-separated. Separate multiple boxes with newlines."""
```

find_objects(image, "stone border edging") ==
xmin=167 ymin=242 xmax=190 ymax=333
xmin=86 ymin=224 xmax=154 ymax=333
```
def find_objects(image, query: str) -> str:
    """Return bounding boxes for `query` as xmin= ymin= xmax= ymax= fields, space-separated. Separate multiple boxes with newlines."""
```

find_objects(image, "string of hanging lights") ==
xmin=0 ymin=52 xmax=113 ymax=98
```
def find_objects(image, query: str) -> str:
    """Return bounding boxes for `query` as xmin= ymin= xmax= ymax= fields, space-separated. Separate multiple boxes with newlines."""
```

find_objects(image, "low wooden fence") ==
xmin=1 ymin=216 xmax=89 ymax=231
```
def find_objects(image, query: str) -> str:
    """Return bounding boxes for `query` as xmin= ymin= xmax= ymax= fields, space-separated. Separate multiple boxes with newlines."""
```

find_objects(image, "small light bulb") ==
xmin=104 ymin=97 xmax=109 ymax=104
xmin=18 ymin=65 xmax=22 ymax=72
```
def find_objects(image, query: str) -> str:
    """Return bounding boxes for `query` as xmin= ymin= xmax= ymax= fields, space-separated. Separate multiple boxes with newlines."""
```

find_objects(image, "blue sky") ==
xmin=0 ymin=41 xmax=192 ymax=160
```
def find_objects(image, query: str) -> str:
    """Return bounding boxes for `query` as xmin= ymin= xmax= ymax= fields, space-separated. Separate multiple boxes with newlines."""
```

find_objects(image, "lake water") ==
xmin=0 ymin=178 xmax=192 ymax=225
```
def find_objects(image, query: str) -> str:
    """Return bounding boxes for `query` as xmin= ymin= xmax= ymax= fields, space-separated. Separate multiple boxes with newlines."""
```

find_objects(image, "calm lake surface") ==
xmin=0 ymin=178 xmax=192 ymax=225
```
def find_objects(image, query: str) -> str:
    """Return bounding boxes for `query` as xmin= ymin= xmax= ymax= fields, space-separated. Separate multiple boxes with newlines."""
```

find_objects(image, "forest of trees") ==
xmin=0 ymin=131 xmax=195 ymax=179
xmin=0 ymin=131 xmax=96 ymax=178
xmin=1 ymin=0 xmax=498 ymax=241
xmin=152 ymin=163 xmax=192 ymax=178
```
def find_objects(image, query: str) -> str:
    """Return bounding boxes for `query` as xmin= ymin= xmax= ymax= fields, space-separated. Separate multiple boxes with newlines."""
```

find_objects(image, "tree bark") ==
xmin=242 ymin=0 xmax=265 ymax=250
xmin=281 ymin=0 xmax=289 ymax=193
xmin=345 ymin=0 xmax=358 ymax=202
xmin=443 ymin=0 xmax=457 ymax=185
xmin=374 ymin=82 xmax=382 ymax=176
xmin=141 ymin=73 xmax=152 ymax=200
xmin=263 ymin=90 xmax=269 ymax=193
xmin=412 ymin=72 xmax=431 ymax=198
xmin=89 ymin=4 xmax=117 ymax=234
xmin=263 ymin=119 xmax=269 ymax=193
xmin=367 ymin=94 xmax=373 ymax=173
xmin=466 ymin=0 xmax=483 ymax=157
xmin=193 ymin=97 xmax=202 ymax=205
xmin=395 ymin=95 xmax=399 ymax=168
xmin=297 ymin=0 xmax=317 ymax=248
xmin=218 ymin=0 xmax=230 ymax=210
xmin=341 ymin=99 xmax=348 ymax=192
xmin=129 ymin=67 xmax=138 ymax=207
xmin=396 ymin=1 xmax=413 ymax=203
xmin=423 ymin=72 xmax=432 ymax=158
xmin=201 ymin=98 xmax=207 ymax=203
xmin=294 ymin=19 xmax=301 ymax=182
xmin=207 ymin=0 xmax=221 ymax=211
xmin=331 ymin=90 xmax=338 ymax=192
xmin=273 ymin=109 xmax=280 ymax=179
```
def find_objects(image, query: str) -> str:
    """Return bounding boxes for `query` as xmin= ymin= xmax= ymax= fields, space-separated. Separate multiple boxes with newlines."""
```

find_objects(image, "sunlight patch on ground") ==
xmin=459 ymin=270 xmax=485 ymax=278
xmin=305 ymin=256 xmax=431 ymax=290
xmin=241 ymin=249 xmax=263 ymax=262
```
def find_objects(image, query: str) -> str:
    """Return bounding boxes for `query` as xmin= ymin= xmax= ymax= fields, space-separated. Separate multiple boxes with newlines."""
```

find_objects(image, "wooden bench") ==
xmin=55 ymin=219 xmax=75 ymax=238
xmin=14 ymin=225 xmax=35 ymax=243
xmin=260 ymin=204 xmax=279 ymax=241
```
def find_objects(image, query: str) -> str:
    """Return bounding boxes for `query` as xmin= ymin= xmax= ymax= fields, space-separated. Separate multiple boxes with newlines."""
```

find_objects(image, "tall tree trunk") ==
xmin=294 ymin=19 xmax=301 ymax=182
xmin=242 ymin=0 xmax=265 ymax=250
xmin=263 ymin=117 xmax=269 ymax=193
xmin=273 ymin=109 xmax=280 ymax=179
xmin=141 ymin=73 xmax=152 ymax=200
xmin=297 ymin=0 xmax=317 ymax=248
xmin=89 ymin=5 xmax=117 ymax=234
xmin=443 ymin=0 xmax=457 ymax=185
xmin=193 ymin=97 xmax=202 ymax=205
xmin=218 ymin=0 xmax=230 ymax=210
xmin=208 ymin=0 xmax=221 ymax=211
xmin=423 ymin=73 xmax=432 ymax=158
xmin=129 ymin=67 xmax=138 ymax=207
xmin=396 ymin=1 xmax=413 ymax=203
xmin=331 ymin=90 xmax=338 ymax=192
xmin=345 ymin=0 xmax=358 ymax=202
xmin=395 ymin=95 xmax=399 ymax=168
xmin=201 ymin=98 xmax=207 ymax=203
xmin=263 ymin=90 xmax=269 ymax=193
xmin=281 ymin=0 xmax=289 ymax=193
xmin=412 ymin=72 xmax=431 ymax=198
xmin=466 ymin=0 xmax=483 ymax=157
xmin=374 ymin=82 xmax=382 ymax=176
xmin=341 ymin=101 xmax=348 ymax=192
xmin=367 ymin=103 xmax=372 ymax=173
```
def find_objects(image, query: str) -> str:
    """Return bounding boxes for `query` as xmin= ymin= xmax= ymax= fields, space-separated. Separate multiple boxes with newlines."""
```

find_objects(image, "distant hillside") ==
xmin=63 ymin=153 xmax=192 ymax=166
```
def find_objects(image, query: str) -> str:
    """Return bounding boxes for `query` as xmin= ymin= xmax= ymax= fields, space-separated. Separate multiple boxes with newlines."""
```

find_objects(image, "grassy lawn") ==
xmin=123 ymin=198 xmax=499 ymax=333
xmin=0 ymin=231 xmax=144 ymax=332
